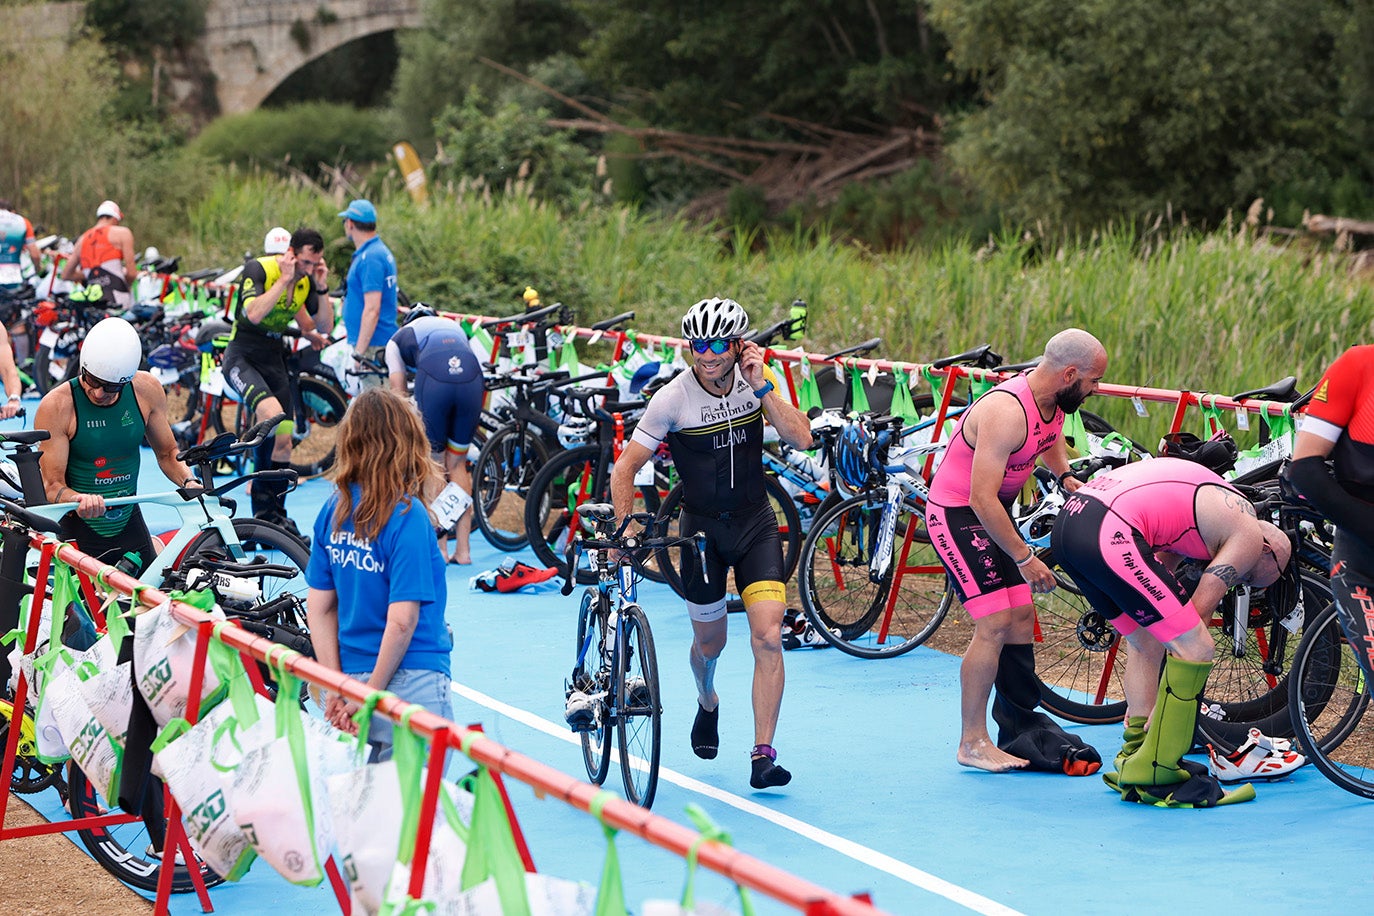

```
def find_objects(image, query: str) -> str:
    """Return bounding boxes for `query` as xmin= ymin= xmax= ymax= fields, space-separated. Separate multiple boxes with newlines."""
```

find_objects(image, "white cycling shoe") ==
xmin=1207 ymin=728 xmax=1306 ymax=783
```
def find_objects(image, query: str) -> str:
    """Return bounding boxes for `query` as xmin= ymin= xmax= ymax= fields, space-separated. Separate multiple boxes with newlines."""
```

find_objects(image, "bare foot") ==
xmin=957 ymin=738 xmax=1030 ymax=773
xmin=449 ymin=554 xmax=471 ymax=565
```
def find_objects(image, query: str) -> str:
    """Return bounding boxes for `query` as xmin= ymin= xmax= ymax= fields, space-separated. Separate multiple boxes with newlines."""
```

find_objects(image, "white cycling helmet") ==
xmin=681 ymin=297 xmax=749 ymax=340
xmin=81 ymin=317 xmax=142 ymax=385
xmin=264 ymin=226 xmax=291 ymax=254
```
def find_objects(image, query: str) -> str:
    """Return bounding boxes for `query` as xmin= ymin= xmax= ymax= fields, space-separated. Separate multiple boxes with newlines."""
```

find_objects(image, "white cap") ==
xmin=96 ymin=199 xmax=123 ymax=220
xmin=264 ymin=226 xmax=291 ymax=254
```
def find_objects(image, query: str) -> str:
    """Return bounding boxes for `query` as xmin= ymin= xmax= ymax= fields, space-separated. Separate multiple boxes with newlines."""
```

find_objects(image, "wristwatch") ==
xmin=753 ymin=380 xmax=774 ymax=400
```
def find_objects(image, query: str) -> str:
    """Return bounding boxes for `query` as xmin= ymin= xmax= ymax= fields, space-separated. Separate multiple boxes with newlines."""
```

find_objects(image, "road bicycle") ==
xmin=1027 ymin=469 xmax=1333 ymax=755
xmin=560 ymin=503 xmax=706 ymax=809
xmin=522 ymin=386 xmax=667 ymax=584
xmin=1286 ymin=600 xmax=1374 ymax=799
xmin=472 ymin=367 xmax=611 ymax=551
xmin=0 ymin=414 xmax=310 ymax=893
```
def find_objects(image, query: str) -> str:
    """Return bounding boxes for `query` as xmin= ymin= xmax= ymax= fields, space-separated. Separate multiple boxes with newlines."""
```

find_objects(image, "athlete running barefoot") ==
xmin=925 ymin=328 xmax=1108 ymax=774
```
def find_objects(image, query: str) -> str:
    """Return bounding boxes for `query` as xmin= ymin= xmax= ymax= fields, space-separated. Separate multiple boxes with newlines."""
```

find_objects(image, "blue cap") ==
xmin=338 ymin=199 xmax=377 ymax=223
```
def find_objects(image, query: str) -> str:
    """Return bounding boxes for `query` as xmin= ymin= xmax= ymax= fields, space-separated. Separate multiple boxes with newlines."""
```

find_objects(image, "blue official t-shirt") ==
xmin=342 ymin=235 xmax=399 ymax=348
xmin=306 ymin=486 xmax=450 ymax=676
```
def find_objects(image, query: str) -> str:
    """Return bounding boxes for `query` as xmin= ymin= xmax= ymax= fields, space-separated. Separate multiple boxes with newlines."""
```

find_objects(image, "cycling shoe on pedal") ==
xmin=1207 ymin=728 xmax=1305 ymax=783
xmin=564 ymin=690 xmax=599 ymax=732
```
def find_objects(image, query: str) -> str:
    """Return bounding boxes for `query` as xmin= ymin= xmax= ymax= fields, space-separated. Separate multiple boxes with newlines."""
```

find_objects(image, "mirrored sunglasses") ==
xmin=82 ymin=369 xmax=126 ymax=395
xmin=689 ymin=337 xmax=735 ymax=355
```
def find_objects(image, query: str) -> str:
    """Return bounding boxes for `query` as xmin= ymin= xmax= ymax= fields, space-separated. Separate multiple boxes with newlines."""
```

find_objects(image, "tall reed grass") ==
xmin=168 ymin=176 xmax=1372 ymax=443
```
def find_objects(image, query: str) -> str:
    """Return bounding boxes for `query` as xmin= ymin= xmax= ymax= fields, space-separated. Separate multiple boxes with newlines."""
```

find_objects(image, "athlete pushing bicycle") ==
xmin=609 ymin=297 xmax=812 ymax=789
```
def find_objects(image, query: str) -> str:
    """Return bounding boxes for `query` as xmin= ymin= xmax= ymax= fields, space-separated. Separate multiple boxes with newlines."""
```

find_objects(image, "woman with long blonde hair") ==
xmin=305 ymin=387 xmax=452 ymax=760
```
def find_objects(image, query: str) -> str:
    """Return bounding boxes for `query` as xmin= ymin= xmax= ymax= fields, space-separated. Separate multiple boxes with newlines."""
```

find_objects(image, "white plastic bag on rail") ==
xmin=46 ymin=663 xmax=122 ymax=800
xmin=321 ymin=339 xmax=360 ymax=396
xmin=133 ymin=597 xmax=228 ymax=727
xmin=30 ymin=637 xmax=117 ymax=763
xmin=227 ymin=667 xmax=354 ymax=886
xmin=151 ymin=641 xmax=273 ymax=881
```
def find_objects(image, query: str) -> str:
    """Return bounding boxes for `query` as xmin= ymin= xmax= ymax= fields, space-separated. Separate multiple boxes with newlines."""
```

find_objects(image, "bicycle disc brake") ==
xmin=1075 ymin=609 xmax=1118 ymax=652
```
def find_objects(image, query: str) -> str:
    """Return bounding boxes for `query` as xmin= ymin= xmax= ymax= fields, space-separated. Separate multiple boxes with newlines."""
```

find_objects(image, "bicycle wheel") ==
xmin=616 ymin=603 xmax=661 ymax=808
xmin=1289 ymin=602 xmax=1374 ymax=798
xmin=290 ymin=374 xmax=345 ymax=477
xmin=472 ymin=424 xmax=550 ymax=551
xmin=67 ymin=765 xmax=225 ymax=893
xmin=0 ymin=700 xmax=63 ymax=793
xmin=573 ymin=588 xmax=612 ymax=786
xmin=798 ymin=492 xmax=952 ymax=659
xmin=33 ymin=329 xmax=81 ymax=395
xmin=1195 ymin=572 xmax=1332 ymax=753
xmin=1033 ymin=566 xmax=1129 ymax=723
xmin=654 ymin=475 xmax=803 ymax=600
xmin=524 ymin=446 xmax=659 ymax=584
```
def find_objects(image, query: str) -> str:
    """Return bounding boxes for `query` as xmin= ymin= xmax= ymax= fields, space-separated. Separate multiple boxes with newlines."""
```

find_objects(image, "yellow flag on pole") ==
xmin=392 ymin=141 xmax=428 ymax=204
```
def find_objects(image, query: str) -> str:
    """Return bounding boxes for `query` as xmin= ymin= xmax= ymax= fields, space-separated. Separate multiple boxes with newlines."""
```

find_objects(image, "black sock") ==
xmin=691 ymin=703 xmax=719 ymax=759
xmin=751 ymin=753 xmax=792 ymax=789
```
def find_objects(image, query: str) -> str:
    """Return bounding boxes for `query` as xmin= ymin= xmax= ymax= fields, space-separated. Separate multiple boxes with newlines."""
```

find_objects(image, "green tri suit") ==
xmin=64 ymin=378 xmax=144 ymax=537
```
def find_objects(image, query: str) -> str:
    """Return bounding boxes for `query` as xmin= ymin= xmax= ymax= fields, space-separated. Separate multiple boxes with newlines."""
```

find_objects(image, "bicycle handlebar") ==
xmin=589 ymin=311 xmax=635 ymax=332
xmin=480 ymin=301 xmax=565 ymax=329
xmin=823 ymin=338 xmax=882 ymax=361
xmin=560 ymin=504 xmax=708 ymax=596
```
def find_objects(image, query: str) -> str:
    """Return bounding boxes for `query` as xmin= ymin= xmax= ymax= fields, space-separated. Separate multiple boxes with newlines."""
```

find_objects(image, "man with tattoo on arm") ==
xmin=1051 ymin=456 xmax=1304 ymax=806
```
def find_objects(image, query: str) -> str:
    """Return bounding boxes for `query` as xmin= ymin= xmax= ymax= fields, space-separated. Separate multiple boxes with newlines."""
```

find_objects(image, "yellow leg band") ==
xmin=741 ymin=580 xmax=786 ymax=608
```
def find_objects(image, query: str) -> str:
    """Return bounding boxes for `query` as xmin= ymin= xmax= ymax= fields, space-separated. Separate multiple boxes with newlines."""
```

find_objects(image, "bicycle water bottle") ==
xmin=788 ymin=299 xmax=807 ymax=340
xmin=185 ymin=567 xmax=261 ymax=603
xmin=780 ymin=445 xmax=825 ymax=481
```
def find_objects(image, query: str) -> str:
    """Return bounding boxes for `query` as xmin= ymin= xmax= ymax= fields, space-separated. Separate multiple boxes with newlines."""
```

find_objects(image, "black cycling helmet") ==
xmin=403 ymin=303 xmax=437 ymax=326
xmin=1158 ymin=430 xmax=1239 ymax=475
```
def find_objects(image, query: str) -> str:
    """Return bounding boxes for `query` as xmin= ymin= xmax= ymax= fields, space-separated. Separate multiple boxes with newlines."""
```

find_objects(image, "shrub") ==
xmin=188 ymin=103 xmax=392 ymax=178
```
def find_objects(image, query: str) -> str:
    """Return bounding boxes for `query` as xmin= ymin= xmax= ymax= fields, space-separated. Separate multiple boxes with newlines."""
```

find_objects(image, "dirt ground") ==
xmin=1 ymin=797 xmax=152 ymax=914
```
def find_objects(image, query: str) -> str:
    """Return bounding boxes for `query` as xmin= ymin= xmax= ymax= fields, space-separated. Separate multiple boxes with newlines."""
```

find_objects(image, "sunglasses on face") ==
xmin=82 ymin=369 xmax=126 ymax=395
xmin=689 ymin=338 xmax=736 ymax=355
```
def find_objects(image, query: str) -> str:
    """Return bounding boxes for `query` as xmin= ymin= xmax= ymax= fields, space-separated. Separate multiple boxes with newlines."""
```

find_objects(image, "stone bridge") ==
xmin=5 ymin=0 xmax=422 ymax=115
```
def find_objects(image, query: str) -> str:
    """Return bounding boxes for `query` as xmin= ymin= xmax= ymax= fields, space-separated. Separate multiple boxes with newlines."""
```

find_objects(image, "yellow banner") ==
xmin=392 ymin=141 xmax=428 ymax=204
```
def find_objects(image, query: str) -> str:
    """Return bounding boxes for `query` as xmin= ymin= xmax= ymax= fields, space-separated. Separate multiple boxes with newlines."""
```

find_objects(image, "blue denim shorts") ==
xmin=346 ymin=667 xmax=453 ymax=762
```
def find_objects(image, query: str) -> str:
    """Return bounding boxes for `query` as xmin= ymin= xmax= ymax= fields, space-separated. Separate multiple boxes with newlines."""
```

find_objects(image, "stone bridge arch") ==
xmin=205 ymin=0 xmax=422 ymax=114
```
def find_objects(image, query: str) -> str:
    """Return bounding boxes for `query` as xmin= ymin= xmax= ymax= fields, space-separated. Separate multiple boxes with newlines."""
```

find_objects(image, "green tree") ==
xmin=85 ymin=0 xmax=208 ymax=52
xmin=929 ymin=0 xmax=1356 ymax=226
xmin=391 ymin=0 xmax=591 ymax=150
xmin=576 ymin=0 xmax=952 ymax=136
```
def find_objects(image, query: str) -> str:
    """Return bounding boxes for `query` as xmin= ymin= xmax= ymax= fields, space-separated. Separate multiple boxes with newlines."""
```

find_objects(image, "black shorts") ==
xmin=223 ymin=340 xmax=290 ymax=417
xmin=60 ymin=506 xmax=156 ymax=573
xmin=924 ymin=499 xmax=1030 ymax=618
xmin=1332 ymin=532 xmax=1374 ymax=686
xmin=678 ymin=500 xmax=785 ymax=616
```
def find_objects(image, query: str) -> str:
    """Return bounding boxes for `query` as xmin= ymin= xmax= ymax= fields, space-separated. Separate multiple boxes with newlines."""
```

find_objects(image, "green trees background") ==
xmin=3 ymin=0 xmax=1373 ymax=238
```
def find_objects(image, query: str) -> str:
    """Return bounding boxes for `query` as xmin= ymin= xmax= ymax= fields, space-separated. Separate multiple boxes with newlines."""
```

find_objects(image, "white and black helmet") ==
xmin=681 ymin=297 xmax=749 ymax=340
xmin=81 ymin=317 xmax=142 ymax=385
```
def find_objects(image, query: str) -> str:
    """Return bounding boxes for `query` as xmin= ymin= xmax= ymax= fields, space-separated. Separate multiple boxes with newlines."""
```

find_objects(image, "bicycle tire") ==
xmin=1033 ymin=564 xmax=1129 ymax=724
xmin=797 ymin=492 xmax=952 ymax=659
xmin=1288 ymin=601 xmax=1374 ymax=798
xmin=291 ymin=374 xmax=344 ymax=477
xmin=175 ymin=517 xmax=317 ymax=706
xmin=1194 ymin=572 xmax=1331 ymax=753
xmin=67 ymin=765 xmax=226 ymax=893
xmin=523 ymin=446 xmax=659 ymax=585
xmin=615 ymin=603 xmax=661 ymax=808
xmin=472 ymin=424 xmax=550 ymax=551
xmin=234 ymin=376 xmax=342 ymax=479
xmin=0 ymin=702 xmax=63 ymax=793
xmin=574 ymin=588 xmax=612 ymax=786
xmin=653 ymin=474 xmax=803 ymax=601
xmin=33 ymin=332 xmax=81 ymax=395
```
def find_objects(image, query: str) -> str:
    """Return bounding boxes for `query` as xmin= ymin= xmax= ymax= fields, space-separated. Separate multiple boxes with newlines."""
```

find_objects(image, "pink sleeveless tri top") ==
xmin=928 ymin=374 xmax=1064 ymax=505
xmin=1074 ymin=457 xmax=1236 ymax=560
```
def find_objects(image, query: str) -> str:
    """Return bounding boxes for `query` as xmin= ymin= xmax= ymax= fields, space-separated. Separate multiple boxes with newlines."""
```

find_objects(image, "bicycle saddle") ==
xmin=0 ymin=430 xmax=50 ymax=446
xmin=1231 ymin=376 xmax=1300 ymax=403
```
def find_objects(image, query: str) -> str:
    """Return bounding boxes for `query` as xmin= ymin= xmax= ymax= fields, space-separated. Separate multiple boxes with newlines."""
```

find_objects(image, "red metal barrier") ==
xmin=1 ymin=533 xmax=889 ymax=916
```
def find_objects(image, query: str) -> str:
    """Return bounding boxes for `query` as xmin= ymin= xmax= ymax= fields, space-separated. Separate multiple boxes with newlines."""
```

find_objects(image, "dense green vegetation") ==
xmin=3 ymin=0 xmax=1372 ymax=450
xmin=167 ymin=174 xmax=1371 ymax=443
